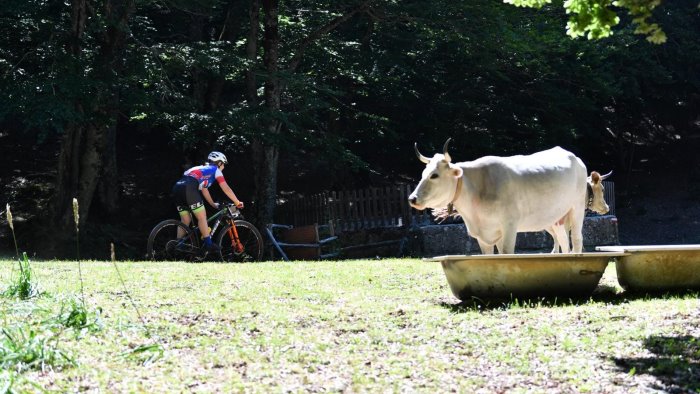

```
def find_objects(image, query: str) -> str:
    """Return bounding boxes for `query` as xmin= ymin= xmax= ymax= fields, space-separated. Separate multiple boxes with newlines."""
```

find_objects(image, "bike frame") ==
xmin=189 ymin=205 xmax=245 ymax=253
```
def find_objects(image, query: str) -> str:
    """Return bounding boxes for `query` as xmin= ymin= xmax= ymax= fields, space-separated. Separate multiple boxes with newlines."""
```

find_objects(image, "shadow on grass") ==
xmin=613 ymin=335 xmax=700 ymax=393
xmin=439 ymin=287 xmax=700 ymax=313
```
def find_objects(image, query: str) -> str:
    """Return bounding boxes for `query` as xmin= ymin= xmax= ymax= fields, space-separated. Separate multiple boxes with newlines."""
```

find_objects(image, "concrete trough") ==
xmin=596 ymin=245 xmax=700 ymax=292
xmin=425 ymin=252 xmax=627 ymax=300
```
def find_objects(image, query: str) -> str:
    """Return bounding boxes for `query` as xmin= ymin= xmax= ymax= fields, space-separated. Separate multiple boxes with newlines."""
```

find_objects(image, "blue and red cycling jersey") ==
xmin=183 ymin=164 xmax=225 ymax=190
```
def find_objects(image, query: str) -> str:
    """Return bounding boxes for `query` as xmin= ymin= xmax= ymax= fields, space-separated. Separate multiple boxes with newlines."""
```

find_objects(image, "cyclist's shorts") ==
xmin=172 ymin=176 xmax=204 ymax=213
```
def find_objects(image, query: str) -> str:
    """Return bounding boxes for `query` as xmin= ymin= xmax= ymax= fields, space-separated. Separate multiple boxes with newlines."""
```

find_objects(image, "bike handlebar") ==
xmin=219 ymin=201 xmax=243 ymax=210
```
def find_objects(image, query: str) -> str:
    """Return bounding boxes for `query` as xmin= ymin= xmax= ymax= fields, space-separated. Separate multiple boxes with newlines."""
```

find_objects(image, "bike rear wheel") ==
xmin=147 ymin=219 xmax=199 ymax=261
xmin=216 ymin=220 xmax=264 ymax=262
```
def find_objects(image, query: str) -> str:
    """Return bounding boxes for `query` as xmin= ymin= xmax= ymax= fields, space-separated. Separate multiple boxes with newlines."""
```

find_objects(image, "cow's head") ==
xmin=408 ymin=138 xmax=463 ymax=210
xmin=587 ymin=170 xmax=612 ymax=214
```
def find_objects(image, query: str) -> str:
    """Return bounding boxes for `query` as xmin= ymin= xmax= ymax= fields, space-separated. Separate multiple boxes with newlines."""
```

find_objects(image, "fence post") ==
xmin=400 ymin=184 xmax=410 ymax=227
xmin=603 ymin=181 xmax=615 ymax=215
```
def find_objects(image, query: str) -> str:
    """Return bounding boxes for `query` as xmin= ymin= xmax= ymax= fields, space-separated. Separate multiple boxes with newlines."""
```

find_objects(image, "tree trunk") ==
xmin=54 ymin=122 xmax=83 ymax=227
xmin=97 ymin=120 xmax=120 ymax=216
xmin=53 ymin=0 xmax=89 ymax=227
xmin=248 ymin=0 xmax=372 ymax=226
xmin=245 ymin=0 xmax=260 ymax=108
xmin=52 ymin=0 xmax=134 ymax=227
xmin=77 ymin=122 xmax=109 ymax=223
xmin=245 ymin=0 xmax=262 ymax=225
xmin=251 ymin=0 xmax=281 ymax=227
xmin=54 ymin=120 xmax=111 ymax=227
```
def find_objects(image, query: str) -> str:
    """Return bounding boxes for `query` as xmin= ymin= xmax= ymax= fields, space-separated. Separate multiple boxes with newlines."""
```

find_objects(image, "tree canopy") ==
xmin=0 ymin=0 xmax=698 ymax=258
xmin=505 ymin=0 xmax=699 ymax=43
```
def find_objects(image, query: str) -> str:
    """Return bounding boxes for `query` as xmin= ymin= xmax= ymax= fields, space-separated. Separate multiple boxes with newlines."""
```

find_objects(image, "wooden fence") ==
xmin=275 ymin=182 xmax=615 ymax=231
xmin=604 ymin=181 xmax=616 ymax=216
xmin=275 ymin=185 xmax=429 ymax=232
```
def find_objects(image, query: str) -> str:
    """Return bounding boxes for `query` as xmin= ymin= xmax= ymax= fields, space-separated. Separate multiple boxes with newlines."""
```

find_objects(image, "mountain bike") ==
xmin=147 ymin=202 xmax=264 ymax=262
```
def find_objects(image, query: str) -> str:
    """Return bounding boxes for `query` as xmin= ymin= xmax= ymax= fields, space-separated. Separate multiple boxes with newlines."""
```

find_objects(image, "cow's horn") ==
xmin=600 ymin=170 xmax=613 ymax=180
xmin=443 ymin=138 xmax=452 ymax=163
xmin=414 ymin=143 xmax=430 ymax=164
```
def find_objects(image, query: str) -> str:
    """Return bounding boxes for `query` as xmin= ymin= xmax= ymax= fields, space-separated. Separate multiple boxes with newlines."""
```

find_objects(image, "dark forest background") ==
xmin=1 ymin=0 xmax=699 ymax=259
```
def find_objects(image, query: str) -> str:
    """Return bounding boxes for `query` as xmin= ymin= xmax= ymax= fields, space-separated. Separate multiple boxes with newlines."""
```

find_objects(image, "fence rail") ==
xmin=275 ymin=182 xmax=615 ymax=231
xmin=275 ymin=185 xmax=430 ymax=232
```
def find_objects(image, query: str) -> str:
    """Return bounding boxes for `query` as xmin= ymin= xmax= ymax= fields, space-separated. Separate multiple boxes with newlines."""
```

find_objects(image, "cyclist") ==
xmin=172 ymin=151 xmax=244 ymax=253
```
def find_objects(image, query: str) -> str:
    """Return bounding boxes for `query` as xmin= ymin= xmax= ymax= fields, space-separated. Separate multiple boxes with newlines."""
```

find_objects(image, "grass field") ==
xmin=1 ymin=258 xmax=700 ymax=393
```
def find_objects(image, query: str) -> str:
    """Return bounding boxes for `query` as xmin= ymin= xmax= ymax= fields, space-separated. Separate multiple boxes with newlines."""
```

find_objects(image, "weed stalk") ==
xmin=6 ymin=204 xmax=19 ymax=260
xmin=73 ymin=198 xmax=85 ymax=307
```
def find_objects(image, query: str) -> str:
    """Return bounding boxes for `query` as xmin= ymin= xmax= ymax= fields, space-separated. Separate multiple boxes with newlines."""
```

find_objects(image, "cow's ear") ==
xmin=590 ymin=171 xmax=601 ymax=184
xmin=451 ymin=167 xmax=463 ymax=178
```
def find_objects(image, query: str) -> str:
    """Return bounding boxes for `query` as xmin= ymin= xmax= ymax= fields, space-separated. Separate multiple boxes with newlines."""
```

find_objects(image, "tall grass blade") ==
xmin=109 ymin=260 xmax=150 ymax=337
xmin=72 ymin=198 xmax=80 ymax=258
xmin=121 ymin=343 xmax=164 ymax=367
xmin=6 ymin=204 xmax=19 ymax=260
xmin=72 ymin=198 xmax=85 ymax=307
xmin=3 ymin=253 xmax=37 ymax=300
xmin=0 ymin=325 xmax=75 ymax=372
xmin=56 ymin=297 xmax=103 ymax=334
xmin=0 ymin=370 xmax=15 ymax=393
xmin=109 ymin=259 xmax=164 ymax=363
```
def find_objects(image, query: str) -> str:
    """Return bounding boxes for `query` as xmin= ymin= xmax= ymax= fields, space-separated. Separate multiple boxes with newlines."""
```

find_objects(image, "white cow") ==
xmin=408 ymin=139 xmax=588 ymax=254
xmin=547 ymin=170 xmax=612 ymax=253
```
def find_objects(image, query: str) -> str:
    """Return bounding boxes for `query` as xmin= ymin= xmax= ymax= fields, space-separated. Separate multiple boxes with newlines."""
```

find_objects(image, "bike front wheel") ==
xmin=147 ymin=219 xmax=198 ymax=261
xmin=216 ymin=220 xmax=264 ymax=262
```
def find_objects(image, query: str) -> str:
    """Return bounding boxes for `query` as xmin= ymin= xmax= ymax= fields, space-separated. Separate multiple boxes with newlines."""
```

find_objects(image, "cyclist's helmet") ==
xmin=207 ymin=151 xmax=228 ymax=165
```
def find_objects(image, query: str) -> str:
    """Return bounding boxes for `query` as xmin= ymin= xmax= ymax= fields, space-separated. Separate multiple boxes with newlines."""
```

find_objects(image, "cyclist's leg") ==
xmin=173 ymin=176 xmax=197 ymax=239
xmin=181 ymin=179 xmax=217 ymax=250
xmin=191 ymin=204 xmax=209 ymax=239
xmin=176 ymin=209 xmax=192 ymax=239
xmin=192 ymin=204 xmax=219 ymax=252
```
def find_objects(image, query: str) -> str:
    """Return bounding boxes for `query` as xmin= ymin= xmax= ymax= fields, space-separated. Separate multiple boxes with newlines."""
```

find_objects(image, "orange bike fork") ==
xmin=227 ymin=220 xmax=244 ymax=253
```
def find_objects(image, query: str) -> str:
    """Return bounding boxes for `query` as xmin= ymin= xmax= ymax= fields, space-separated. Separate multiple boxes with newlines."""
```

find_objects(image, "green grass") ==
xmin=1 ymin=259 xmax=699 ymax=393
xmin=3 ymin=253 xmax=38 ymax=300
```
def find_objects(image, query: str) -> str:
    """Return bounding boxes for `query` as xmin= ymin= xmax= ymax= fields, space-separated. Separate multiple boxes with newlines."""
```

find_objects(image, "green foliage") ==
xmin=504 ymin=0 xmax=672 ymax=43
xmin=0 ymin=370 xmax=16 ymax=393
xmin=565 ymin=0 xmax=621 ymax=40
xmin=0 ymin=0 xmax=698 ymax=215
xmin=0 ymin=325 xmax=75 ymax=373
xmin=56 ymin=297 xmax=103 ymax=335
xmin=506 ymin=0 xmax=551 ymax=6
xmin=3 ymin=253 xmax=38 ymax=300
xmin=121 ymin=343 xmax=164 ymax=366
xmin=615 ymin=0 xmax=667 ymax=43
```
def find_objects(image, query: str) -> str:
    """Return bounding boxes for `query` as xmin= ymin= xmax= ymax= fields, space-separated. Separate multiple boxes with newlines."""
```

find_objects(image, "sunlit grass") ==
xmin=3 ymin=253 xmax=38 ymax=300
xmin=0 ymin=259 xmax=699 ymax=392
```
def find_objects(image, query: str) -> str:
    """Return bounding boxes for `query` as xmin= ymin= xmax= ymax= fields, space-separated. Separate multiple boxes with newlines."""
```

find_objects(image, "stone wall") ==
xmin=409 ymin=215 xmax=619 ymax=257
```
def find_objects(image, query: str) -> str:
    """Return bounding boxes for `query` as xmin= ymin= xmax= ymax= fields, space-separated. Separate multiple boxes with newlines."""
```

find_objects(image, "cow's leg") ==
xmin=569 ymin=208 xmax=585 ymax=253
xmin=547 ymin=213 xmax=571 ymax=253
xmin=498 ymin=227 xmax=517 ymax=254
xmin=477 ymin=239 xmax=495 ymax=255
xmin=551 ymin=224 xmax=570 ymax=253
xmin=546 ymin=228 xmax=559 ymax=253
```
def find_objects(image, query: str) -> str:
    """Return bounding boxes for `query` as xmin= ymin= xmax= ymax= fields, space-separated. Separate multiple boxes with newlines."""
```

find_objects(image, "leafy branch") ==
xmin=505 ymin=0 xmax=669 ymax=43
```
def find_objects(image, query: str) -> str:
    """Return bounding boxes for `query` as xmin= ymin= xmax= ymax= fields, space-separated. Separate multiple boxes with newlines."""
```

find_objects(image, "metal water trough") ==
xmin=425 ymin=253 xmax=627 ymax=300
xmin=596 ymin=245 xmax=700 ymax=292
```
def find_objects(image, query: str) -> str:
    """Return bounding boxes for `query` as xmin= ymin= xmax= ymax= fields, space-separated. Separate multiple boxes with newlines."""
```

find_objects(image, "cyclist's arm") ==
xmin=219 ymin=182 xmax=243 ymax=208
xmin=200 ymin=187 xmax=218 ymax=208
